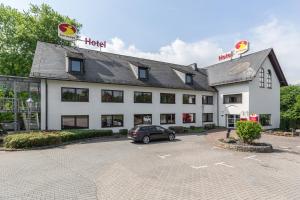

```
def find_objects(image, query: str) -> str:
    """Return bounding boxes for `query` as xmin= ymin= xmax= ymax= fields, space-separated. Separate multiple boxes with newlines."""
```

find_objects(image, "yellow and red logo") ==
xmin=58 ymin=23 xmax=77 ymax=41
xmin=234 ymin=40 xmax=249 ymax=55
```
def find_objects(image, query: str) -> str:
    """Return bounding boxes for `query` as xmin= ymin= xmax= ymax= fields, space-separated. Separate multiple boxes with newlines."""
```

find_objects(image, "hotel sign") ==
xmin=218 ymin=40 xmax=250 ymax=61
xmin=58 ymin=23 xmax=77 ymax=41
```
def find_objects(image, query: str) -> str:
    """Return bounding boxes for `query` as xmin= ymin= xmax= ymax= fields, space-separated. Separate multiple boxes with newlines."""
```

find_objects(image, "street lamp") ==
xmin=26 ymin=98 xmax=33 ymax=131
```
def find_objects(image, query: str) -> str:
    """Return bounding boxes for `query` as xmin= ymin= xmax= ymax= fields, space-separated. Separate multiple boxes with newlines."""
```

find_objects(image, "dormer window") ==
xmin=69 ymin=58 xmax=84 ymax=73
xmin=186 ymin=74 xmax=193 ymax=85
xmin=138 ymin=67 xmax=148 ymax=80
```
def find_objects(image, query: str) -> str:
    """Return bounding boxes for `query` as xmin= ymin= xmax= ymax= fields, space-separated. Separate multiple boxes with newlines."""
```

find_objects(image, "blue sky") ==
xmin=1 ymin=0 xmax=300 ymax=84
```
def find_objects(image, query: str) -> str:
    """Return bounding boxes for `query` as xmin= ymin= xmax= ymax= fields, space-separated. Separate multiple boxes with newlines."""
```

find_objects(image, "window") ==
xmin=138 ymin=67 xmax=148 ymax=80
xmin=183 ymin=94 xmax=196 ymax=104
xmin=160 ymin=93 xmax=175 ymax=104
xmin=183 ymin=113 xmax=196 ymax=123
xmin=202 ymin=113 xmax=213 ymax=122
xmin=186 ymin=74 xmax=193 ymax=85
xmin=69 ymin=58 xmax=83 ymax=73
xmin=267 ymin=70 xmax=272 ymax=88
xmin=202 ymin=96 xmax=213 ymax=105
xmin=259 ymin=114 xmax=271 ymax=126
xmin=160 ymin=114 xmax=176 ymax=124
xmin=101 ymin=115 xmax=124 ymax=128
xmin=101 ymin=90 xmax=123 ymax=103
xmin=61 ymin=115 xmax=89 ymax=129
xmin=134 ymin=114 xmax=152 ymax=125
xmin=223 ymin=94 xmax=242 ymax=104
xmin=259 ymin=68 xmax=265 ymax=88
xmin=61 ymin=87 xmax=89 ymax=102
xmin=134 ymin=92 xmax=152 ymax=103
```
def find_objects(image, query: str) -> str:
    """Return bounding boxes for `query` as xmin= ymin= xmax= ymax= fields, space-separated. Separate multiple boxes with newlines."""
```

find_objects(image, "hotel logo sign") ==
xmin=218 ymin=40 xmax=250 ymax=61
xmin=58 ymin=23 xmax=77 ymax=41
xmin=234 ymin=40 xmax=249 ymax=55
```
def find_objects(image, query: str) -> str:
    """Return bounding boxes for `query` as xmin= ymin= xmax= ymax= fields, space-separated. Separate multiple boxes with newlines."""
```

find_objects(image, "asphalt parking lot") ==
xmin=0 ymin=130 xmax=300 ymax=200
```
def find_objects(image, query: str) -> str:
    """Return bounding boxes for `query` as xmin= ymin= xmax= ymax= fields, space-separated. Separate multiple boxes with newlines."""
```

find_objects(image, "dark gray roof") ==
xmin=204 ymin=48 xmax=288 ymax=86
xmin=30 ymin=42 xmax=215 ymax=91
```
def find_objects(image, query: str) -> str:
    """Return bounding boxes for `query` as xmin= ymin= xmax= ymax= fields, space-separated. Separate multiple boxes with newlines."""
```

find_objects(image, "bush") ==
xmin=4 ymin=133 xmax=61 ymax=149
xmin=118 ymin=129 xmax=128 ymax=135
xmin=168 ymin=126 xmax=184 ymax=133
xmin=4 ymin=129 xmax=113 ymax=149
xmin=236 ymin=121 xmax=262 ymax=144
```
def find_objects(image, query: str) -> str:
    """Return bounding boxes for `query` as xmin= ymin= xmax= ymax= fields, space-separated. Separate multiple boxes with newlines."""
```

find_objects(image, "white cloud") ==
xmin=250 ymin=18 xmax=300 ymax=84
xmin=77 ymin=18 xmax=300 ymax=84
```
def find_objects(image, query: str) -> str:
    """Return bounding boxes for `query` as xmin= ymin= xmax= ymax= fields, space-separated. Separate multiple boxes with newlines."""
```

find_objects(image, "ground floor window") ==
xmin=160 ymin=114 xmax=175 ymax=124
xmin=183 ymin=113 xmax=196 ymax=123
xmin=134 ymin=114 xmax=152 ymax=125
xmin=101 ymin=115 xmax=124 ymax=128
xmin=202 ymin=113 xmax=213 ymax=122
xmin=61 ymin=115 xmax=89 ymax=129
xmin=259 ymin=114 xmax=271 ymax=126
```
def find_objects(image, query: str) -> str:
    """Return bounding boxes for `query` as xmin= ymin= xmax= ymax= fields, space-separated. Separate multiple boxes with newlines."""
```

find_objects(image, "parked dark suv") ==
xmin=128 ymin=125 xmax=176 ymax=144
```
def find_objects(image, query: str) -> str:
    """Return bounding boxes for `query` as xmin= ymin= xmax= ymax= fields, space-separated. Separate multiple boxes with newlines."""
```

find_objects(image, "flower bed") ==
xmin=217 ymin=138 xmax=273 ymax=153
xmin=3 ymin=129 xmax=113 ymax=149
xmin=263 ymin=130 xmax=299 ymax=137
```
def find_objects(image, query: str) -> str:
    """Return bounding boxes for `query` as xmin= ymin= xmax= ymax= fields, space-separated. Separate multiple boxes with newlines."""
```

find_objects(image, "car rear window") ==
xmin=139 ymin=126 xmax=149 ymax=131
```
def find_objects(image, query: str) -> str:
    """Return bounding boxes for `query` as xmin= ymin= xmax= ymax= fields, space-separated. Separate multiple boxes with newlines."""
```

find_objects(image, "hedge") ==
xmin=4 ymin=129 xmax=113 ymax=149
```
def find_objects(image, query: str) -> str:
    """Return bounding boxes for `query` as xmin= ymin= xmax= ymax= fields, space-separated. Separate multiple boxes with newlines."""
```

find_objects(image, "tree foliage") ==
xmin=280 ymin=85 xmax=300 ymax=121
xmin=0 ymin=3 xmax=81 ymax=76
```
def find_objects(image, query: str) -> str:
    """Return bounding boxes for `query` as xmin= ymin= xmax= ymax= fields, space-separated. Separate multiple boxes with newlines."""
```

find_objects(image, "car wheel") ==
xmin=142 ymin=136 xmax=150 ymax=144
xmin=169 ymin=133 xmax=175 ymax=141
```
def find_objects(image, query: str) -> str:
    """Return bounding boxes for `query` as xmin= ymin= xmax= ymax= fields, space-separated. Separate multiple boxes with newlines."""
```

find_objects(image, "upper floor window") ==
xmin=138 ymin=67 xmax=149 ymax=80
xmin=223 ymin=94 xmax=242 ymax=104
xmin=185 ymin=74 xmax=193 ymax=85
xmin=101 ymin=90 xmax=123 ymax=103
xmin=259 ymin=68 xmax=264 ymax=88
xmin=202 ymin=95 xmax=213 ymax=105
xmin=160 ymin=93 xmax=175 ymax=104
xmin=69 ymin=58 xmax=84 ymax=73
xmin=61 ymin=87 xmax=89 ymax=102
xmin=134 ymin=91 xmax=152 ymax=103
xmin=183 ymin=94 xmax=196 ymax=104
xmin=267 ymin=70 xmax=272 ymax=88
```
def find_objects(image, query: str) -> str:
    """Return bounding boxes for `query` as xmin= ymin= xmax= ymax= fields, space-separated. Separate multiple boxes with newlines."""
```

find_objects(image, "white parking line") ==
xmin=243 ymin=155 xmax=261 ymax=162
xmin=214 ymin=162 xmax=234 ymax=168
xmin=190 ymin=165 xmax=208 ymax=169
xmin=137 ymin=146 xmax=144 ymax=149
xmin=296 ymin=146 xmax=300 ymax=148
xmin=158 ymin=154 xmax=171 ymax=159
xmin=212 ymin=146 xmax=222 ymax=150
xmin=279 ymin=146 xmax=289 ymax=149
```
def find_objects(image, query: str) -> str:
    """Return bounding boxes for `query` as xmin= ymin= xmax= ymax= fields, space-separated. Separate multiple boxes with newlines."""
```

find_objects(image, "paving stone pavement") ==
xmin=0 ymin=131 xmax=300 ymax=200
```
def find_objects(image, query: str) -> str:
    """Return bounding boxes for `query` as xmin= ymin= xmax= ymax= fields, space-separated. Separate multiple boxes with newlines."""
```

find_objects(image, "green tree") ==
xmin=280 ymin=85 xmax=300 ymax=129
xmin=0 ymin=3 xmax=81 ymax=76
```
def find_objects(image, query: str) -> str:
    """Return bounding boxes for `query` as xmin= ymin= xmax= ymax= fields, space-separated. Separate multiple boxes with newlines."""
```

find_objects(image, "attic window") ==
xmin=69 ymin=58 xmax=84 ymax=73
xmin=138 ymin=67 xmax=148 ymax=80
xmin=185 ymin=74 xmax=193 ymax=85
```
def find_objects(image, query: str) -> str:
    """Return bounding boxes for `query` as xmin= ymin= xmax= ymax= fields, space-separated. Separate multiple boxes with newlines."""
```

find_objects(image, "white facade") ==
xmin=41 ymin=79 xmax=216 ymax=132
xmin=216 ymin=57 xmax=281 ymax=129
xmin=39 ymin=58 xmax=282 ymax=131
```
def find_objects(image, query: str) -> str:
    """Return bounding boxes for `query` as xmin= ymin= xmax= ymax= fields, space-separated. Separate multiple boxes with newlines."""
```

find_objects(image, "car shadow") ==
xmin=130 ymin=138 xmax=182 ymax=145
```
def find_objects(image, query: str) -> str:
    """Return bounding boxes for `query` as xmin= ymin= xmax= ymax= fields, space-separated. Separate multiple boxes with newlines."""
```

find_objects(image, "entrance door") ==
xmin=226 ymin=114 xmax=240 ymax=128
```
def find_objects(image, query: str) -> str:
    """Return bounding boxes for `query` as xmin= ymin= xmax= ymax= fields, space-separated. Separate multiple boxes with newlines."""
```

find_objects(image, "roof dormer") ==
xmin=129 ymin=61 xmax=150 ymax=80
xmin=172 ymin=68 xmax=194 ymax=85
xmin=65 ymin=51 xmax=85 ymax=74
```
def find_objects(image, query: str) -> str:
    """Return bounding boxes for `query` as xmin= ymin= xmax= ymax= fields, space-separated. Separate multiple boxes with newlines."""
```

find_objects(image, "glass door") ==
xmin=226 ymin=114 xmax=240 ymax=128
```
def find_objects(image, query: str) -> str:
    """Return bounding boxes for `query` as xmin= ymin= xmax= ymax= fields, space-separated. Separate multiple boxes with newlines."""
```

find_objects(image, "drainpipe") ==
xmin=45 ymin=79 xmax=48 ymax=130
xmin=217 ymin=91 xmax=219 ymax=127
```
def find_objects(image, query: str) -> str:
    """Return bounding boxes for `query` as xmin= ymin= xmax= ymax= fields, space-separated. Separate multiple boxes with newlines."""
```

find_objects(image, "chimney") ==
xmin=188 ymin=63 xmax=198 ymax=71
